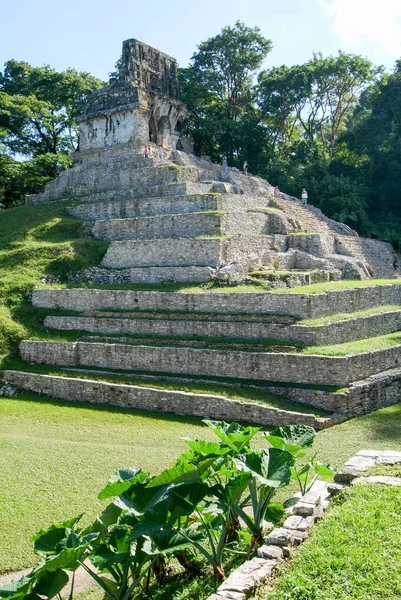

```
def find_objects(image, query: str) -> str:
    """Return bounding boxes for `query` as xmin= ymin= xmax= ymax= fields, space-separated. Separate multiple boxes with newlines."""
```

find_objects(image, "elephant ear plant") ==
xmin=0 ymin=421 xmax=333 ymax=599
xmin=264 ymin=425 xmax=334 ymax=495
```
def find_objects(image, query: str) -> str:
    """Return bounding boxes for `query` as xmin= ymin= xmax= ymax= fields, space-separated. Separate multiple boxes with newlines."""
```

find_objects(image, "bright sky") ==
xmin=1 ymin=0 xmax=400 ymax=79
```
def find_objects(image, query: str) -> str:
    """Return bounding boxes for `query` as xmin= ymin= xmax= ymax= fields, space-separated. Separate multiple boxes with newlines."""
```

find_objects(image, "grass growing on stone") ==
xmin=2 ymin=358 xmax=325 ymax=415
xmin=300 ymin=304 xmax=401 ymax=325
xmin=0 ymin=203 xmax=108 ymax=361
xmin=256 ymin=484 xmax=401 ymax=600
xmin=272 ymin=279 xmax=401 ymax=294
xmin=302 ymin=330 xmax=401 ymax=356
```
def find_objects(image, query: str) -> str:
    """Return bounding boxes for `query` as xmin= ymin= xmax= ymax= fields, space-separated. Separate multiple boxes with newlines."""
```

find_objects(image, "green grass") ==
xmin=0 ymin=394 xmax=213 ymax=574
xmin=300 ymin=304 xmax=401 ymax=325
xmin=0 ymin=203 xmax=108 ymax=361
xmin=257 ymin=484 xmax=401 ymax=600
xmin=1 ymin=397 xmax=400 ymax=576
xmin=302 ymin=330 xmax=401 ymax=356
xmin=272 ymin=279 xmax=401 ymax=294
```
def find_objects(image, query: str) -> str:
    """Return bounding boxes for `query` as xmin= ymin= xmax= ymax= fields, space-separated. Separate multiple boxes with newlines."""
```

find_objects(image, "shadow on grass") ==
xmin=5 ymin=388 xmax=209 ymax=428
xmin=362 ymin=404 xmax=401 ymax=444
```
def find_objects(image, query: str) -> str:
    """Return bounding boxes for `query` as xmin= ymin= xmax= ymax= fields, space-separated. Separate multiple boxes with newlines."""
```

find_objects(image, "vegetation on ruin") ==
xmin=300 ymin=304 xmax=401 ymax=325
xmin=0 ymin=202 xmax=108 ymax=362
xmin=2 ymin=24 xmax=401 ymax=247
xmin=2 ymin=358 xmax=327 ymax=415
xmin=255 ymin=484 xmax=401 ymax=600
xmin=302 ymin=330 xmax=401 ymax=356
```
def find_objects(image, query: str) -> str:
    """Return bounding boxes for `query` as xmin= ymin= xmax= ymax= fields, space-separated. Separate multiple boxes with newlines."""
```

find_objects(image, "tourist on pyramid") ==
xmin=301 ymin=188 xmax=308 ymax=206
xmin=144 ymin=145 xmax=149 ymax=159
xmin=274 ymin=186 xmax=280 ymax=197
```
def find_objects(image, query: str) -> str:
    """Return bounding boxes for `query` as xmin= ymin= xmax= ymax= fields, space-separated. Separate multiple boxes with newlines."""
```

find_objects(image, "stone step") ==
xmin=101 ymin=238 xmax=223 ymax=268
xmin=30 ymin=163 xmax=200 ymax=203
xmin=99 ymin=234 xmax=288 ymax=270
xmin=18 ymin=339 xmax=401 ymax=386
xmin=271 ymin=198 xmax=337 ymax=235
xmin=67 ymin=181 xmax=214 ymax=205
xmin=84 ymin=211 xmax=273 ymax=241
xmin=335 ymin=236 xmax=396 ymax=279
xmin=76 ymin=265 xmax=214 ymax=284
xmin=0 ymin=370 xmax=327 ymax=429
xmin=67 ymin=195 xmax=277 ymax=223
xmin=43 ymin=308 xmax=401 ymax=346
xmin=86 ymin=212 xmax=224 ymax=240
xmin=31 ymin=285 xmax=401 ymax=319
xmin=67 ymin=194 xmax=221 ymax=221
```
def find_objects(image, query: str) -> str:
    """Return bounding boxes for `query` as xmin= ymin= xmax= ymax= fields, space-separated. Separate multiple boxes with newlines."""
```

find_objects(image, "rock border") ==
xmin=207 ymin=449 xmax=401 ymax=600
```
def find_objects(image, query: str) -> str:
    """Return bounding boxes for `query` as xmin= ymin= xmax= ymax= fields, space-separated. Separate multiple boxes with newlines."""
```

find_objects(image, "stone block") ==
xmin=257 ymin=545 xmax=283 ymax=560
xmin=282 ymin=515 xmax=312 ymax=532
xmin=334 ymin=466 xmax=361 ymax=483
xmin=264 ymin=528 xmax=294 ymax=547
xmin=216 ymin=558 xmax=277 ymax=599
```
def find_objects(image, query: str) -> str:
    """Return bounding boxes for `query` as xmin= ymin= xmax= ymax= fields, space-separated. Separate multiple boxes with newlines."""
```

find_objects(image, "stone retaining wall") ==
xmin=18 ymin=340 xmax=401 ymax=386
xmin=32 ymin=285 xmax=401 ymax=318
xmin=0 ymin=371 xmax=324 ymax=428
xmin=43 ymin=309 xmax=401 ymax=346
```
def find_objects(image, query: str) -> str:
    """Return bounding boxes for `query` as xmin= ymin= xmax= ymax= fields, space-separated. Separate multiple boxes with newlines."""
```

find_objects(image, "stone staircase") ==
xmin=26 ymin=149 xmax=398 ymax=285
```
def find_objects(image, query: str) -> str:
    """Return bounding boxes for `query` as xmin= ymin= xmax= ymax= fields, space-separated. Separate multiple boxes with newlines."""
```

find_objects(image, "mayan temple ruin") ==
xmin=2 ymin=39 xmax=401 ymax=426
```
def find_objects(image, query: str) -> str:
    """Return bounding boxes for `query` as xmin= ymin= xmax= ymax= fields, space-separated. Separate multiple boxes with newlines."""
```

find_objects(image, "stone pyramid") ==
xmin=3 ymin=39 xmax=401 ymax=428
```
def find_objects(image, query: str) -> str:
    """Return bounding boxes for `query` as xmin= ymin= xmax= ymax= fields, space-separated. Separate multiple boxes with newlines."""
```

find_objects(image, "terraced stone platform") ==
xmin=9 ymin=39 xmax=399 ymax=427
xmin=3 ymin=284 xmax=401 ymax=427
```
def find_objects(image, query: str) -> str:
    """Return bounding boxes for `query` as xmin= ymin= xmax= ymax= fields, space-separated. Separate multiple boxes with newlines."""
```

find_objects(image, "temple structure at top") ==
xmin=76 ymin=39 xmax=191 ymax=154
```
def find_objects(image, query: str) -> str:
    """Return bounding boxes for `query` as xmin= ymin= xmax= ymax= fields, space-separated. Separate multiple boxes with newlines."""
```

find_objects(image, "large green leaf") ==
xmin=34 ymin=569 xmax=69 ymax=599
xmin=98 ymin=468 xmax=149 ymax=500
xmin=266 ymin=425 xmax=316 ymax=449
xmin=184 ymin=439 xmax=231 ymax=458
xmin=146 ymin=457 xmax=215 ymax=488
xmin=204 ymin=420 xmax=260 ymax=453
xmin=32 ymin=516 xmax=83 ymax=555
xmin=0 ymin=576 xmax=34 ymax=600
xmin=234 ymin=448 xmax=294 ymax=488
xmin=88 ymin=544 xmax=129 ymax=570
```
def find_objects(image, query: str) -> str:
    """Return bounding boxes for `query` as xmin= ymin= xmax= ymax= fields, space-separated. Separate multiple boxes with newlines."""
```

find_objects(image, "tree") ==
xmin=0 ymin=60 xmax=103 ymax=157
xmin=179 ymin=22 xmax=272 ymax=167
xmin=258 ymin=52 xmax=380 ymax=165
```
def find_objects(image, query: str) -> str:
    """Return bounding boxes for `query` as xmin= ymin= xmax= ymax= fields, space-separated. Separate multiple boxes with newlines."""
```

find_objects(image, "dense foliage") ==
xmin=0 ymin=61 xmax=103 ymax=206
xmin=179 ymin=24 xmax=401 ymax=245
xmin=0 ymin=422 xmax=332 ymax=599
xmin=1 ymin=24 xmax=400 ymax=244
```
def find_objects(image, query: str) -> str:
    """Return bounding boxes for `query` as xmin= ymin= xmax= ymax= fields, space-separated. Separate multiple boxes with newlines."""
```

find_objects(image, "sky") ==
xmin=1 ymin=0 xmax=401 ymax=80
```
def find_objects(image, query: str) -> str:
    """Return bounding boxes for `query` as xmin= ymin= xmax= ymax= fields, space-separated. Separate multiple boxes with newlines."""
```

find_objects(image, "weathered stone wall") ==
xmin=346 ymin=366 xmax=401 ymax=416
xmin=101 ymin=238 xmax=223 ymax=268
xmin=43 ymin=308 xmax=401 ymax=346
xmin=0 ymin=371 xmax=324 ymax=428
xmin=66 ymin=193 xmax=268 ymax=222
xmin=32 ymin=285 xmax=401 ymax=319
xmin=3 ymin=366 xmax=401 ymax=421
xmin=73 ymin=266 xmax=214 ymax=285
xmin=18 ymin=340 xmax=401 ymax=386
xmin=28 ymin=163 xmax=199 ymax=204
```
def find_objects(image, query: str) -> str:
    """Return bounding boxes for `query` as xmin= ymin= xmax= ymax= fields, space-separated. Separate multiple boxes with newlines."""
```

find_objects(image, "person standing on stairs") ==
xmin=301 ymin=188 xmax=308 ymax=206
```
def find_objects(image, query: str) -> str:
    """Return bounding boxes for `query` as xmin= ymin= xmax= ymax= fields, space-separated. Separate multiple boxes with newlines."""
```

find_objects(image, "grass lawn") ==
xmin=1 ymin=394 xmax=400 ymax=576
xmin=255 ymin=484 xmax=401 ymax=600
xmin=0 ymin=393 xmax=214 ymax=574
